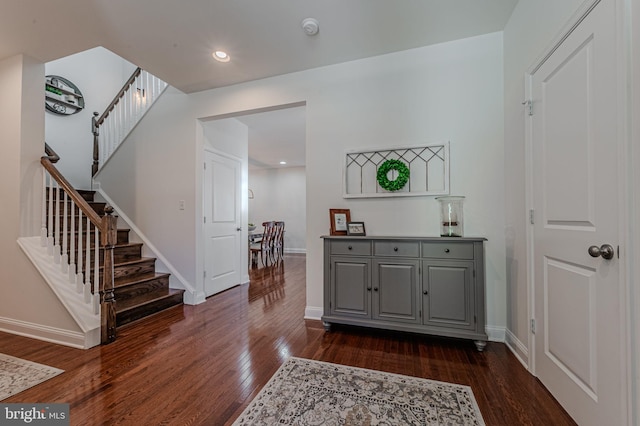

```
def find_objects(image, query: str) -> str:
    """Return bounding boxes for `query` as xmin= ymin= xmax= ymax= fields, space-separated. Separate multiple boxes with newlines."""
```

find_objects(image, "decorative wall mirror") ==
xmin=45 ymin=75 xmax=85 ymax=115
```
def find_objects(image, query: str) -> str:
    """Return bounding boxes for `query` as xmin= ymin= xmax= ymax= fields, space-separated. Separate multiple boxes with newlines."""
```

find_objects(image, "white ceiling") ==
xmin=235 ymin=106 xmax=306 ymax=170
xmin=1 ymin=0 xmax=518 ymax=168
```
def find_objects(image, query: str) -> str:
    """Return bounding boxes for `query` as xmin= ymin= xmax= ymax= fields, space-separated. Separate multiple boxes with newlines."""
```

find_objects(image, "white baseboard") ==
xmin=505 ymin=328 xmax=529 ymax=370
xmin=285 ymin=248 xmax=306 ymax=255
xmin=486 ymin=325 xmax=506 ymax=342
xmin=304 ymin=306 xmax=323 ymax=321
xmin=0 ymin=316 xmax=98 ymax=349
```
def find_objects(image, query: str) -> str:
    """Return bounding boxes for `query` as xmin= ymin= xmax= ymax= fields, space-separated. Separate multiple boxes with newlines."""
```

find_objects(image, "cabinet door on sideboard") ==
xmin=330 ymin=257 xmax=371 ymax=319
xmin=422 ymin=260 xmax=476 ymax=331
xmin=372 ymin=259 xmax=420 ymax=324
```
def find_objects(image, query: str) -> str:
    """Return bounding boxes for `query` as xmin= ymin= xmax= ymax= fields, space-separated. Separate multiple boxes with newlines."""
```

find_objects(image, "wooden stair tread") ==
xmin=116 ymin=287 xmax=183 ymax=312
xmin=112 ymin=257 xmax=155 ymax=267
xmin=114 ymin=272 xmax=170 ymax=289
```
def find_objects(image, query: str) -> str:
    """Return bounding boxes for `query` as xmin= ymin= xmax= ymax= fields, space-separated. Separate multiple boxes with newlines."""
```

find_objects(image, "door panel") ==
xmin=373 ymin=259 xmax=419 ymax=323
xmin=204 ymin=150 xmax=241 ymax=297
xmin=331 ymin=258 xmax=370 ymax=318
xmin=544 ymin=257 xmax=597 ymax=399
xmin=422 ymin=260 xmax=474 ymax=330
xmin=531 ymin=1 xmax=624 ymax=424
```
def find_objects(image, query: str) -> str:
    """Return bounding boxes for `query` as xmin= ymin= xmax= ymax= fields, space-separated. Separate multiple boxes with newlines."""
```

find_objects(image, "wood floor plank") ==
xmin=0 ymin=254 xmax=575 ymax=425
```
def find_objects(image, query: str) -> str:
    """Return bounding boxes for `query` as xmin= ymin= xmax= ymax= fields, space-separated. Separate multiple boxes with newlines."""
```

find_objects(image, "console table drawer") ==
xmin=330 ymin=240 xmax=371 ymax=256
xmin=374 ymin=241 xmax=420 ymax=257
xmin=422 ymin=242 xmax=474 ymax=259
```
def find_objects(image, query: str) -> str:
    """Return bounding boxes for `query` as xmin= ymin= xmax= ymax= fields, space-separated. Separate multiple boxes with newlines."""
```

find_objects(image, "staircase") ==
xmin=73 ymin=189 xmax=184 ymax=329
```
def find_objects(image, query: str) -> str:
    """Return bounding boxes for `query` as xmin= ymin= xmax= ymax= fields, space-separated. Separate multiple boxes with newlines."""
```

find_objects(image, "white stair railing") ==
xmin=42 ymin=166 xmax=100 ymax=315
xmin=92 ymin=68 xmax=168 ymax=175
xmin=42 ymin=143 xmax=119 ymax=344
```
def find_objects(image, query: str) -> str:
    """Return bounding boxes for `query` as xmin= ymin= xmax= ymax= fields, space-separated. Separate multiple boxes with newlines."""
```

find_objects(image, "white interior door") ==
xmin=531 ymin=1 xmax=625 ymax=424
xmin=203 ymin=150 xmax=241 ymax=296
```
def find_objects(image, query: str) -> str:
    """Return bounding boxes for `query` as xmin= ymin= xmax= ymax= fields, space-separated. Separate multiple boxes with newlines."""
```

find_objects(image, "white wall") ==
xmin=249 ymin=167 xmax=307 ymax=253
xmin=0 ymin=54 xmax=81 ymax=341
xmin=95 ymin=32 xmax=506 ymax=333
xmin=45 ymin=47 xmax=136 ymax=188
xmin=503 ymin=0 xmax=590 ymax=364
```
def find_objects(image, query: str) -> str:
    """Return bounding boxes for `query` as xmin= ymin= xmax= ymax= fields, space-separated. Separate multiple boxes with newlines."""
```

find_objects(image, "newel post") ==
xmin=100 ymin=206 xmax=118 ymax=344
xmin=92 ymin=112 xmax=100 ymax=177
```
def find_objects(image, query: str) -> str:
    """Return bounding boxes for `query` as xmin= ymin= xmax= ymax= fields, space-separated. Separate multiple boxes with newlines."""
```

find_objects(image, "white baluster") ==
xmin=69 ymin=200 xmax=76 ymax=283
xmin=41 ymin=171 xmax=48 ymax=247
xmin=47 ymin=179 xmax=54 ymax=253
xmin=53 ymin=184 xmax=61 ymax=263
xmin=141 ymin=72 xmax=149 ymax=107
xmin=76 ymin=210 xmax=84 ymax=293
xmin=118 ymin=101 xmax=124 ymax=148
xmin=94 ymin=229 xmax=100 ymax=314
xmin=84 ymin=218 xmax=92 ymax=303
xmin=61 ymin=192 xmax=69 ymax=273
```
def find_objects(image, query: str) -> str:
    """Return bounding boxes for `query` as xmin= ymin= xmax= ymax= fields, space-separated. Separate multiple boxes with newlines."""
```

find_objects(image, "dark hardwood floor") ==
xmin=0 ymin=255 xmax=575 ymax=425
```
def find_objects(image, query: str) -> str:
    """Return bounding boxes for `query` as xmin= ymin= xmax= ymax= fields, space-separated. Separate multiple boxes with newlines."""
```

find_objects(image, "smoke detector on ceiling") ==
xmin=301 ymin=18 xmax=320 ymax=36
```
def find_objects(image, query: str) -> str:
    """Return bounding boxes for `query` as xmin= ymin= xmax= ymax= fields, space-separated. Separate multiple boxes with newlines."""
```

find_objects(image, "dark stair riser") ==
xmin=47 ymin=213 xmax=107 ymax=229
xmin=67 ymin=243 xmax=143 ymax=266
xmin=113 ymin=258 xmax=157 ymax=285
xmin=75 ymin=258 xmax=156 ymax=288
xmin=45 ymin=189 xmax=96 ymax=202
xmin=46 ymin=201 xmax=107 ymax=216
xmin=116 ymin=289 xmax=184 ymax=327
xmin=114 ymin=274 xmax=171 ymax=302
xmin=52 ymin=229 xmax=130 ymax=248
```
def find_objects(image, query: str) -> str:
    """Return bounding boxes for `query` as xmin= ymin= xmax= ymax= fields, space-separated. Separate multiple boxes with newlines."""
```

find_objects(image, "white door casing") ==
xmin=529 ymin=1 xmax=627 ymax=425
xmin=203 ymin=150 xmax=242 ymax=297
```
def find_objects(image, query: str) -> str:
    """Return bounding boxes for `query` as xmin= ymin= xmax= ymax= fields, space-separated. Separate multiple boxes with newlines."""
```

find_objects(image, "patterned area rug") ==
xmin=233 ymin=357 xmax=485 ymax=425
xmin=0 ymin=353 xmax=64 ymax=400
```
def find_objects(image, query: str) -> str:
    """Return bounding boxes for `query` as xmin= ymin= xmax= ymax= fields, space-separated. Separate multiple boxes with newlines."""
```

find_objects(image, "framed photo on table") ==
xmin=347 ymin=222 xmax=366 ymax=236
xmin=329 ymin=209 xmax=351 ymax=236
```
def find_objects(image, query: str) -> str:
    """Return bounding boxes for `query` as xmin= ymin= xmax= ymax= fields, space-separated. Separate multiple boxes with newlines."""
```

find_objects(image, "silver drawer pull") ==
xmin=423 ymin=290 xmax=429 ymax=295
xmin=348 ymin=245 xmax=353 ymax=250
xmin=393 ymin=247 xmax=398 ymax=252
xmin=445 ymin=248 xmax=450 ymax=253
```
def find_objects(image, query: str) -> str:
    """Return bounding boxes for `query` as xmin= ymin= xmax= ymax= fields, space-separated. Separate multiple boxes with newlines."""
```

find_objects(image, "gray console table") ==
xmin=322 ymin=236 xmax=488 ymax=351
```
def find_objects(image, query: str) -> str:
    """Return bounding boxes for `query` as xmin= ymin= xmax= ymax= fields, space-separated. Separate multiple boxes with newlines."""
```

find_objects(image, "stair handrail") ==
xmin=92 ymin=67 xmax=142 ymax=176
xmin=91 ymin=67 xmax=167 ymax=176
xmin=41 ymin=143 xmax=118 ymax=344
xmin=93 ymin=68 xmax=143 ymax=128
xmin=44 ymin=143 xmax=60 ymax=163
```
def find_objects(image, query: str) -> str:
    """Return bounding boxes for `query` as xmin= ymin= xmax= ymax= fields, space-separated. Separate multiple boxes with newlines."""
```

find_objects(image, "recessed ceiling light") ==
xmin=213 ymin=50 xmax=230 ymax=62
xmin=279 ymin=161 xmax=287 ymax=165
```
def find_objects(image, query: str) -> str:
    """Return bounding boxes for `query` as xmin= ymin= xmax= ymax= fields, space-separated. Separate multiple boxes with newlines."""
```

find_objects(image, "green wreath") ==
xmin=377 ymin=159 xmax=410 ymax=191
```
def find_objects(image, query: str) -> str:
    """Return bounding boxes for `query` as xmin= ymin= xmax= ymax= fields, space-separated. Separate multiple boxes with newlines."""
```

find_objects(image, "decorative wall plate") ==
xmin=45 ymin=75 xmax=85 ymax=115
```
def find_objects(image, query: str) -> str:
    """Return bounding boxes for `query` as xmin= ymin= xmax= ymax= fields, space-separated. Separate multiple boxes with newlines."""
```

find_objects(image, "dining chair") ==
xmin=273 ymin=221 xmax=285 ymax=261
xmin=250 ymin=221 xmax=276 ymax=267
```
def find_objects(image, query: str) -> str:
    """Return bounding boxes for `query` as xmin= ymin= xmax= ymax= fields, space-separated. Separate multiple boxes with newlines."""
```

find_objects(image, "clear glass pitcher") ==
xmin=436 ymin=196 xmax=465 ymax=237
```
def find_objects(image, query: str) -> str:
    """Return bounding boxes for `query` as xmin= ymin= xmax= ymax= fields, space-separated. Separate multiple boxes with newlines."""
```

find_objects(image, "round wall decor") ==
xmin=377 ymin=159 xmax=410 ymax=191
xmin=45 ymin=75 xmax=85 ymax=115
